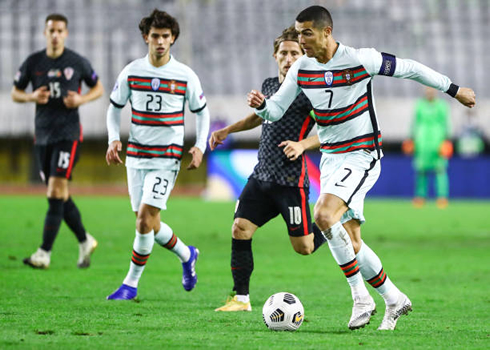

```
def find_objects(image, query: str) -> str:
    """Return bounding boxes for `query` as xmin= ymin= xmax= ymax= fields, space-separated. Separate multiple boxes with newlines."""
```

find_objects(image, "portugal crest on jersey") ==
xmin=169 ymin=80 xmax=176 ymax=94
xmin=342 ymin=69 xmax=353 ymax=85
xmin=324 ymin=71 xmax=333 ymax=86
xmin=151 ymin=78 xmax=161 ymax=91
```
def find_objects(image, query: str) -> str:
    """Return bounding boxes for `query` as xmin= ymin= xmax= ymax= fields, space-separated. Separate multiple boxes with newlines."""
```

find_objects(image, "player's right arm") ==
xmin=248 ymin=59 xmax=302 ymax=122
xmin=11 ymin=55 xmax=51 ymax=104
xmin=208 ymin=113 xmax=262 ymax=150
xmin=105 ymin=65 xmax=131 ymax=166
xmin=11 ymin=86 xmax=51 ymax=104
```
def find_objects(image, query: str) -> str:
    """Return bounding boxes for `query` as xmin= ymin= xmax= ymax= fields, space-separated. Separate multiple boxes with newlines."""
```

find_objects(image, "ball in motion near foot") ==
xmin=262 ymin=292 xmax=304 ymax=331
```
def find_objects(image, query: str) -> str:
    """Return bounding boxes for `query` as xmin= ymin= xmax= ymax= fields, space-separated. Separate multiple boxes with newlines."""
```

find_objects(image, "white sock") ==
xmin=154 ymin=221 xmax=190 ymax=263
xmin=123 ymin=230 xmax=155 ymax=288
xmin=236 ymin=294 xmax=250 ymax=303
xmin=325 ymin=222 xmax=369 ymax=299
xmin=356 ymin=240 xmax=400 ymax=304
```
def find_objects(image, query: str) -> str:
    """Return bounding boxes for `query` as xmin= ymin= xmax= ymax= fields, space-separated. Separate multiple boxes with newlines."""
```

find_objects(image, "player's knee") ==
xmin=313 ymin=209 xmax=336 ymax=230
xmin=136 ymin=214 xmax=154 ymax=234
xmin=232 ymin=221 xmax=253 ymax=240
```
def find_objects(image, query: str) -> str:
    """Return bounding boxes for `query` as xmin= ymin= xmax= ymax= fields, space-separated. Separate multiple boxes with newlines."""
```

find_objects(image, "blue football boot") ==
xmin=107 ymin=284 xmax=137 ymax=300
xmin=182 ymin=246 xmax=199 ymax=291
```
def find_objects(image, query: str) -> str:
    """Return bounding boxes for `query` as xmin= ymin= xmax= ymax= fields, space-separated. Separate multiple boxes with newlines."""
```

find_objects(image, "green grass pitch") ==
xmin=1 ymin=195 xmax=489 ymax=349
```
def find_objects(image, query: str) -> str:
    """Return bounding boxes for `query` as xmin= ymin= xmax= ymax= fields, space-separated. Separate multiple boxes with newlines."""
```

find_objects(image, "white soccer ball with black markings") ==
xmin=262 ymin=292 xmax=304 ymax=331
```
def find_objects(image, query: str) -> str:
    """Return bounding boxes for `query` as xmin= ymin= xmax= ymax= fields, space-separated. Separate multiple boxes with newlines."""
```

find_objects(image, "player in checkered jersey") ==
xmin=12 ymin=14 xmax=103 ymax=270
xmin=212 ymin=27 xmax=326 ymax=312
xmin=248 ymin=6 xmax=475 ymax=330
xmin=105 ymin=10 xmax=210 ymax=300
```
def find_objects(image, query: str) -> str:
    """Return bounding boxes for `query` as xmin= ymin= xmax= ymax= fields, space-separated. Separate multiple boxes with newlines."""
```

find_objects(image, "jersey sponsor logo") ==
xmin=112 ymin=81 xmax=119 ymax=92
xmin=91 ymin=71 xmax=98 ymax=82
xmin=47 ymin=69 xmax=62 ymax=78
xmin=14 ymin=71 xmax=21 ymax=82
xmin=64 ymin=67 xmax=74 ymax=80
xmin=199 ymin=92 xmax=204 ymax=100
xmin=324 ymin=71 xmax=334 ymax=86
xmin=342 ymin=69 xmax=353 ymax=85
xmin=151 ymin=78 xmax=161 ymax=91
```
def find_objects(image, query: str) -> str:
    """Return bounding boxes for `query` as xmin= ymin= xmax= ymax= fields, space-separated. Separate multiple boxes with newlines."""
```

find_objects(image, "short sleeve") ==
xmin=109 ymin=65 xmax=131 ymax=108
xmin=186 ymin=69 xmax=207 ymax=113
xmin=13 ymin=56 xmax=32 ymax=90
xmin=80 ymin=57 xmax=99 ymax=88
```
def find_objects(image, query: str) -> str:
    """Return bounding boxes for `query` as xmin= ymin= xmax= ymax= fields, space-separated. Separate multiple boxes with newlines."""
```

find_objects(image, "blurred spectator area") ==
xmin=0 ymin=0 xmax=489 ymax=189
xmin=1 ymin=0 xmax=489 ymax=141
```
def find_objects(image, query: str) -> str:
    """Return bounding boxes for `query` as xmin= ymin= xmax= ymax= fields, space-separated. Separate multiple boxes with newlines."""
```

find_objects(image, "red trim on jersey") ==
xmin=66 ymin=140 xmax=78 ymax=179
xmin=299 ymin=187 xmax=309 ymax=236
xmin=79 ymin=123 xmax=83 ymax=142
xmin=297 ymin=115 xmax=312 ymax=236
xmin=297 ymin=115 xmax=311 ymax=188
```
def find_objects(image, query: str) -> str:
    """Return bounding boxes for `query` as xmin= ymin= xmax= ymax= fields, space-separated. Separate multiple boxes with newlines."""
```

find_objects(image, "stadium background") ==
xmin=1 ymin=0 xmax=488 ymax=198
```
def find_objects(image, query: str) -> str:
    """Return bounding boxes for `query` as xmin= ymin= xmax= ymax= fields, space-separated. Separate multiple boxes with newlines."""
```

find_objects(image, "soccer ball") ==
xmin=262 ymin=292 xmax=304 ymax=331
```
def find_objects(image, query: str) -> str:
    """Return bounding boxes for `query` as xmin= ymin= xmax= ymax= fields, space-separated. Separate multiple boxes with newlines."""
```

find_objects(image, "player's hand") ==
xmin=106 ymin=140 xmax=123 ymax=165
xmin=187 ymin=147 xmax=203 ymax=170
xmin=208 ymin=129 xmax=229 ymax=151
xmin=63 ymin=90 xmax=83 ymax=108
xmin=247 ymin=90 xmax=265 ymax=108
xmin=455 ymin=87 xmax=476 ymax=108
xmin=279 ymin=140 xmax=305 ymax=161
xmin=32 ymin=86 xmax=50 ymax=104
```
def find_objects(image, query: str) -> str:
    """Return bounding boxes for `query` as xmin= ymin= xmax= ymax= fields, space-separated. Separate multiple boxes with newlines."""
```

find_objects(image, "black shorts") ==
xmin=234 ymin=177 xmax=312 ymax=237
xmin=35 ymin=140 xmax=81 ymax=184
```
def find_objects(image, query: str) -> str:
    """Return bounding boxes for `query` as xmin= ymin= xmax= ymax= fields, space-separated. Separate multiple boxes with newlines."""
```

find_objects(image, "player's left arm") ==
xmin=359 ymin=49 xmax=476 ymax=108
xmin=280 ymin=135 xmax=320 ymax=161
xmin=64 ymin=80 xmax=104 ymax=108
xmin=187 ymin=106 xmax=210 ymax=170
xmin=186 ymin=70 xmax=210 ymax=170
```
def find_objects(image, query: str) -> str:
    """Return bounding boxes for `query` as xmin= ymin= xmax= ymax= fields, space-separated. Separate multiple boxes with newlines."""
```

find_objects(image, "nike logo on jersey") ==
xmin=334 ymin=182 xmax=347 ymax=188
xmin=153 ymin=196 xmax=163 ymax=200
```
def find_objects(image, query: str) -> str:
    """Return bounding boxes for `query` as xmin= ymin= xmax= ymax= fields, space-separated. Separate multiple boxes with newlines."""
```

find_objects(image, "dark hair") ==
xmin=296 ymin=6 xmax=333 ymax=30
xmin=45 ymin=13 xmax=68 ymax=27
xmin=139 ymin=9 xmax=180 ymax=43
xmin=273 ymin=26 xmax=303 ymax=54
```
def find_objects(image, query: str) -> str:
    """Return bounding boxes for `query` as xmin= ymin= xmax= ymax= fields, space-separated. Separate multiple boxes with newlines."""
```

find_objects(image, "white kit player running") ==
xmin=106 ymin=10 xmax=210 ymax=300
xmin=248 ymin=6 xmax=476 ymax=330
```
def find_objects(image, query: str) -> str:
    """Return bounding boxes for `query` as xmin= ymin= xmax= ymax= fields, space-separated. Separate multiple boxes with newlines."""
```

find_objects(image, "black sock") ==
xmin=231 ymin=238 xmax=253 ymax=295
xmin=312 ymin=222 xmax=326 ymax=252
xmin=63 ymin=197 xmax=87 ymax=243
xmin=40 ymin=198 xmax=64 ymax=251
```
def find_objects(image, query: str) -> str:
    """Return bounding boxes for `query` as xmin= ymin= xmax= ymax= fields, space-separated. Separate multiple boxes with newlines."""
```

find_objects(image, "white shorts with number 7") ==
xmin=319 ymin=150 xmax=381 ymax=224
xmin=127 ymin=167 xmax=179 ymax=212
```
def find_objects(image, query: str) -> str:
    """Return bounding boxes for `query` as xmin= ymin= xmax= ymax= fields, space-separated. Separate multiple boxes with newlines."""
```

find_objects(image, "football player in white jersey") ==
xmin=105 ymin=9 xmax=210 ymax=300
xmin=248 ymin=6 xmax=475 ymax=330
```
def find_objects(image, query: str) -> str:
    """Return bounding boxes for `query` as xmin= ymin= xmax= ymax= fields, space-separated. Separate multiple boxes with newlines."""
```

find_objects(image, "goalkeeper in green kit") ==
xmin=403 ymin=87 xmax=452 ymax=208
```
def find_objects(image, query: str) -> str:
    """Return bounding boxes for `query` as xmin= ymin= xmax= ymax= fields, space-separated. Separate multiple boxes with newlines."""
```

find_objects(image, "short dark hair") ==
xmin=296 ymin=6 xmax=333 ymax=30
xmin=273 ymin=26 xmax=303 ymax=54
xmin=139 ymin=9 xmax=180 ymax=43
xmin=45 ymin=13 xmax=68 ymax=27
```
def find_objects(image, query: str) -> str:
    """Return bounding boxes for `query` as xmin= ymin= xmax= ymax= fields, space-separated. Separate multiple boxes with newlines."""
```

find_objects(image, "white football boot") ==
xmin=77 ymin=233 xmax=98 ymax=268
xmin=378 ymin=293 xmax=412 ymax=330
xmin=23 ymin=248 xmax=51 ymax=269
xmin=348 ymin=294 xmax=377 ymax=329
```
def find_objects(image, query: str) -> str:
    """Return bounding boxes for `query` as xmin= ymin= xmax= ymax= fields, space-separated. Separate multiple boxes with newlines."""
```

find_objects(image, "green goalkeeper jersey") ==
xmin=412 ymin=98 xmax=450 ymax=170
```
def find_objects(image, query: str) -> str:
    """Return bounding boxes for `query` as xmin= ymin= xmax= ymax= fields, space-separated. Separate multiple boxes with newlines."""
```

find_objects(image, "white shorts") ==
xmin=319 ymin=150 xmax=381 ymax=224
xmin=126 ymin=168 xmax=179 ymax=212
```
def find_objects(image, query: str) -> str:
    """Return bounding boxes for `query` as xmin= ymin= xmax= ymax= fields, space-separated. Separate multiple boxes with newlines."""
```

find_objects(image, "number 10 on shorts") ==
xmin=288 ymin=206 xmax=302 ymax=225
